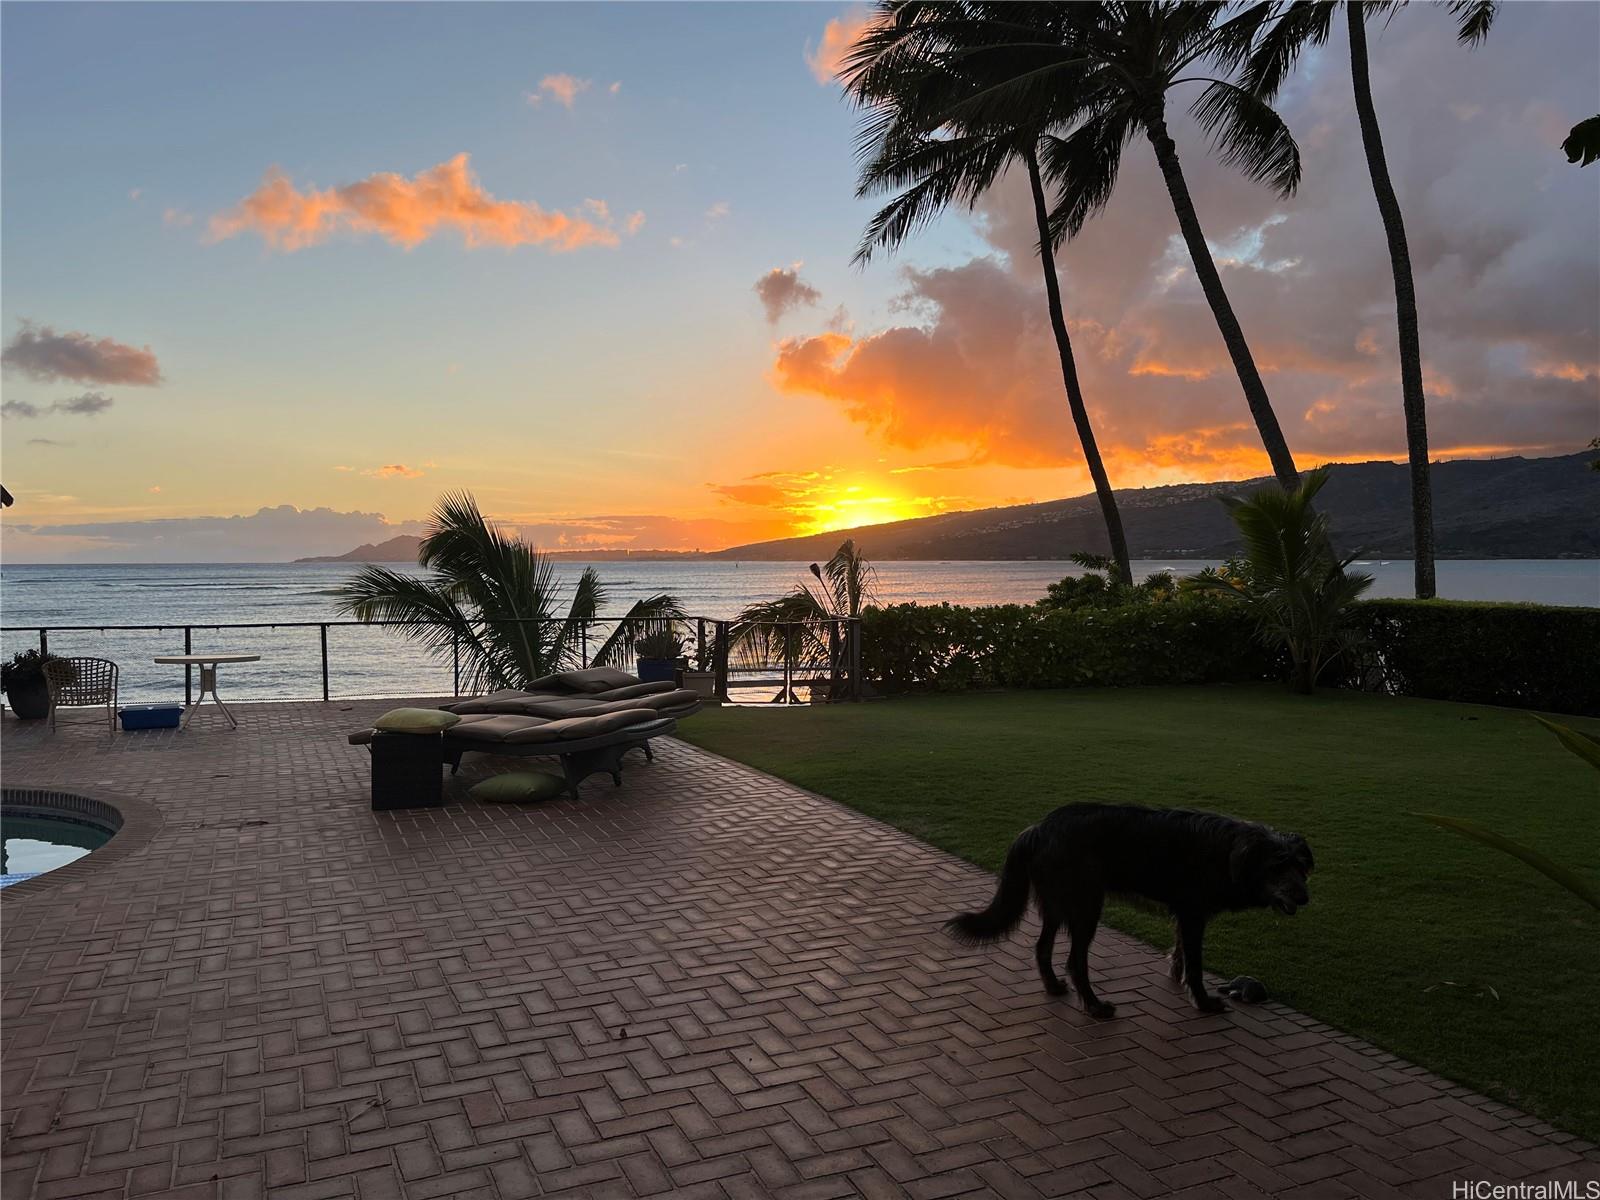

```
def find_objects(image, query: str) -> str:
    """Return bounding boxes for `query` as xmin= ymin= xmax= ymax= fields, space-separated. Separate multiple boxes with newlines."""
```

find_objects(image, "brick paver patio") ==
xmin=2 ymin=700 xmax=1595 ymax=1200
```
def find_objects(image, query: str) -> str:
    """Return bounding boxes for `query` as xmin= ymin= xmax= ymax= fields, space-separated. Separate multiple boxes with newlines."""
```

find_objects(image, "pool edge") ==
xmin=1 ymin=786 xmax=164 ymax=902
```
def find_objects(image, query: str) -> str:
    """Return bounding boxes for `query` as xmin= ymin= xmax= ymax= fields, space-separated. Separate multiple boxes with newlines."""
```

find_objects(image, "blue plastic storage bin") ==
xmin=120 ymin=704 xmax=183 ymax=731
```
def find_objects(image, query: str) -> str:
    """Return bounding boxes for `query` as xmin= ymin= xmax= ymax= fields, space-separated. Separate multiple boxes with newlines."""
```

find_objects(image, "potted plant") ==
xmin=681 ymin=638 xmax=717 ymax=700
xmin=634 ymin=629 xmax=684 ymax=684
xmin=2 ymin=650 xmax=68 ymax=721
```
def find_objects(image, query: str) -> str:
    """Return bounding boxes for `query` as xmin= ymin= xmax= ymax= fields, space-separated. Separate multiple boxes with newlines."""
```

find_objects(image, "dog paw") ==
xmin=1043 ymin=978 xmax=1070 ymax=997
xmin=1087 ymin=1001 xmax=1117 ymax=1019
xmin=1194 ymin=995 xmax=1228 ymax=1014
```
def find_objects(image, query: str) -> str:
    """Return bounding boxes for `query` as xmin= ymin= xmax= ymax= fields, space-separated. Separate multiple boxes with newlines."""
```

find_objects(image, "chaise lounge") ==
xmin=350 ymin=707 xmax=678 ymax=803
xmin=349 ymin=667 xmax=703 ymax=808
xmin=440 ymin=666 xmax=704 ymax=721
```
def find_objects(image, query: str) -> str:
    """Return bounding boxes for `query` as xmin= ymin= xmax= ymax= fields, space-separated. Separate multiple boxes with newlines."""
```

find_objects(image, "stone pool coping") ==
xmin=1 ymin=784 xmax=164 ymax=902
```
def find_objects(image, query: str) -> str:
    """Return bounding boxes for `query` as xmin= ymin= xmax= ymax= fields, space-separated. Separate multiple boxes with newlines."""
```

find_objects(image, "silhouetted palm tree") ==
xmin=1246 ymin=0 xmax=1496 ymax=599
xmin=339 ymin=491 xmax=683 ymax=692
xmin=922 ymin=1 xmax=1306 ymax=491
xmin=843 ymin=1 xmax=1134 ymax=584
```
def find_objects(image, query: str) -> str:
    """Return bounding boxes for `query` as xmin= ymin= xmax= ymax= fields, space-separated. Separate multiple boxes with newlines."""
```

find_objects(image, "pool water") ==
xmin=1 ymin=813 xmax=113 ymax=887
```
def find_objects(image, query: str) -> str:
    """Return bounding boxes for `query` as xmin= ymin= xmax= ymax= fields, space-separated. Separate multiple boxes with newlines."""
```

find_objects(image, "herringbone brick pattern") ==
xmin=2 ymin=701 xmax=1594 ymax=1199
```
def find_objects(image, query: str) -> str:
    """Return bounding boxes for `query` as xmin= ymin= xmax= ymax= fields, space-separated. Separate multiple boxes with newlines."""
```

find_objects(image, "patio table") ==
xmin=153 ymin=653 xmax=261 ymax=729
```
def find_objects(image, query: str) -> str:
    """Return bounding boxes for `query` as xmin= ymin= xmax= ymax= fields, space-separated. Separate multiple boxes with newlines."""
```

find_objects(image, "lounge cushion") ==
xmin=469 ymin=772 xmax=567 ymax=803
xmin=586 ymin=681 xmax=679 ymax=700
xmin=439 ymin=709 xmax=656 ymax=745
xmin=447 ymin=689 xmax=701 ymax=720
xmin=524 ymin=667 xmax=640 ymax=694
xmin=441 ymin=689 xmax=531 ymax=715
xmin=373 ymin=708 xmax=462 ymax=734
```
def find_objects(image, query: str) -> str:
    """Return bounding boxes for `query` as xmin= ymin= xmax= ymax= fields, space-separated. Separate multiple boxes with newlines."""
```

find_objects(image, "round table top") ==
xmin=153 ymin=654 xmax=262 ymax=665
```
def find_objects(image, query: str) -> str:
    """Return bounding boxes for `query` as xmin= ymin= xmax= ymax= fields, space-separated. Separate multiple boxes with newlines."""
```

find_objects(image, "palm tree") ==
xmin=1246 ymin=1 xmax=1496 ymax=600
xmin=338 ymin=491 xmax=683 ymax=692
xmin=1184 ymin=466 xmax=1373 ymax=692
xmin=729 ymin=539 xmax=875 ymax=701
xmin=844 ymin=2 xmax=1134 ymax=585
xmin=921 ymin=1 xmax=1306 ymax=492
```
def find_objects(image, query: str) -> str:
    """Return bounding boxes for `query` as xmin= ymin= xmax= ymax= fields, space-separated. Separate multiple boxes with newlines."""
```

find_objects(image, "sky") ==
xmin=1 ymin=1 xmax=1596 ymax=562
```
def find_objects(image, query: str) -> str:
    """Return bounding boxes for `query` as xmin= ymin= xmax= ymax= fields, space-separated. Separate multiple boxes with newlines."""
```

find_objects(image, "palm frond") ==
xmin=1241 ymin=1 xmax=1335 ymax=98
xmin=590 ymin=594 xmax=687 ymax=667
xmin=1190 ymin=78 xmax=1302 ymax=196
xmin=1448 ymin=0 xmax=1495 ymax=46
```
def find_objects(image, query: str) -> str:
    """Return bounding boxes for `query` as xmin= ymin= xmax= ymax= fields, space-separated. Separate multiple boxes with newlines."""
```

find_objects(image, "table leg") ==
xmin=181 ymin=664 xmax=238 ymax=730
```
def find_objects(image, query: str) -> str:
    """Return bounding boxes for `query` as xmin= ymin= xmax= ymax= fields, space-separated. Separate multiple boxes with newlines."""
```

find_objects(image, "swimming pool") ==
xmin=1 ymin=792 xmax=121 ymax=888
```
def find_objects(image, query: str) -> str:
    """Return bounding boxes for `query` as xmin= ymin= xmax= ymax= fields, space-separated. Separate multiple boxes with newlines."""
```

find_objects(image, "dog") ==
xmin=947 ymin=803 xmax=1312 ymax=1017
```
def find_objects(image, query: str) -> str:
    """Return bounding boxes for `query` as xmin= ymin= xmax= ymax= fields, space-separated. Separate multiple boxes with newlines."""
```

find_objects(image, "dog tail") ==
xmin=945 ymin=824 xmax=1038 ymax=945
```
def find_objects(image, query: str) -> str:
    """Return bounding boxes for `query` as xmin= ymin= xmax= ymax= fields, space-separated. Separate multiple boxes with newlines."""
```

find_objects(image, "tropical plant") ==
xmin=338 ymin=491 xmax=683 ymax=693
xmin=843 ymin=1 xmax=1133 ymax=584
xmin=634 ymin=630 xmax=685 ymax=661
xmin=1184 ymin=466 xmax=1372 ymax=692
xmin=1246 ymin=0 xmax=1495 ymax=600
xmin=909 ymin=1 xmax=1304 ymax=491
xmin=729 ymin=539 xmax=876 ymax=701
xmin=1417 ymin=715 xmax=1600 ymax=912
xmin=1040 ymin=552 xmax=1176 ymax=610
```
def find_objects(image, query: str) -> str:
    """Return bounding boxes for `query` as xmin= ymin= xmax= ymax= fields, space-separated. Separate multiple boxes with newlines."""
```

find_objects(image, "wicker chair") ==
xmin=45 ymin=657 xmax=119 ymax=734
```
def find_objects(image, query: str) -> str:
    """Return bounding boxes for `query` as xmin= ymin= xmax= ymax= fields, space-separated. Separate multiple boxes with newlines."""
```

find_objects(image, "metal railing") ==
xmin=2 ymin=615 xmax=865 ymax=705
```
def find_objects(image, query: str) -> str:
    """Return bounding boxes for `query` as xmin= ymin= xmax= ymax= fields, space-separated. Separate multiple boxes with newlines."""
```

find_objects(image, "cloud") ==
xmin=54 ymin=391 xmax=115 ymax=416
xmin=163 ymin=207 xmax=194 ymax=228
xmin=1 ymin=323 xmax=161 ymax=386
xmin=608 ymin=81 xmax=622 ymax=95
xmin=705 ymin=201 xmax=730 ymax=222
xmin=779 ymin=4 xmax=1599 ymax=480
xmin=147 ymin=485 xmax=162 ymax=494
xmin=754 ymin=265 xmax=823 ymax=323
xmin=1 ymin=391 xmax=117 ymax=419
xmin=6 ymin=505 xmax=429 ymax=564
xmin=528 ymin=74 xmax=591 ymax=108
xmin=805 ymin=7 xmax=877 ymax=85
xmin=207 ymin=154 xmax=626 ymax=253
xmin=625 ymin=211 xmax=646 ymax=236
xmin=362 ymin=464 xmax=425 ymax=479
xmin=27 ymin=438 xmax=71 ymax=447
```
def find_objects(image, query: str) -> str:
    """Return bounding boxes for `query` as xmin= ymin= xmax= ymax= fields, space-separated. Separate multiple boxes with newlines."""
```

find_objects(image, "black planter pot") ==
xmin=4 ymin=677 xmax=51 ymax=720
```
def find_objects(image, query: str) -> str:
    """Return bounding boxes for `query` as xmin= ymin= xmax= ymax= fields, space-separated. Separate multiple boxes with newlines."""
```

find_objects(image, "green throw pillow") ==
xmin=469 ymin=772 xmax=567 ymax=803
xmin=372 ymin=707 xmax=462 ymax=734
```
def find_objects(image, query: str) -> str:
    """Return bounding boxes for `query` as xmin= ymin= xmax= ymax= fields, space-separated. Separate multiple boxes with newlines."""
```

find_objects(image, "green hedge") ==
xmin=1352 ymin=599 xmax=1598 ymax=716
xmin=860 ymin=596 xmax=1597 ymax=715
xmin=860 ymin=599 xmax=1277 ymax=693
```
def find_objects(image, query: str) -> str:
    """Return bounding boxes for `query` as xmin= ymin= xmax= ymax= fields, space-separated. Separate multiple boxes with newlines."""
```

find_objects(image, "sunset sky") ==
xmin=2 ymin=1 xmax=1596 ymax=562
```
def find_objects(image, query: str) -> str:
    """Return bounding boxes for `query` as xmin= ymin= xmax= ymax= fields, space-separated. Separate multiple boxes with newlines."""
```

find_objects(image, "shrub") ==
xmin=1351 ymin=599 xmax=1599 ymax=716
xmin=861 ymin=597 xmax=1276 ymax=693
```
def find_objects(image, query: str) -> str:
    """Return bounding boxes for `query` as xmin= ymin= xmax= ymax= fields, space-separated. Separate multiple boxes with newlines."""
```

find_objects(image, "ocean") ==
xmin=2 ymin=559 xmax=1595 ymax=705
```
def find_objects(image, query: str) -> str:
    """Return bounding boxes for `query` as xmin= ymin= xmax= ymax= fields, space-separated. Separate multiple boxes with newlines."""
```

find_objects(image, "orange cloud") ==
xmin=362 ymin=464 xmax=424 ymax=479
xmin=208 ymin=155 xmax=625 ymax=252
xmin=806 ymin=7 xmax=876 ymax=85
xmin=528 ymin=74 xmax=590 ymax=108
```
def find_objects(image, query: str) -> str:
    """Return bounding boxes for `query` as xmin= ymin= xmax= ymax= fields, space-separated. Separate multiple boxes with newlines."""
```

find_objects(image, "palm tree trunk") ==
xmin=1024 ymin=146 xmax=1133 ymax=586
xmin=1143 ymin=104 xmax=1301 ymax=493
xmin=1347 ymin=2 xmax=1437 ymax=599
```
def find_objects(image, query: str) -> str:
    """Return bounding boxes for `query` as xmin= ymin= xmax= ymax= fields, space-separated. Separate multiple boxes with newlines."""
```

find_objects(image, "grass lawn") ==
xmin=679 ymin=685 xmax=1600 ymax=1140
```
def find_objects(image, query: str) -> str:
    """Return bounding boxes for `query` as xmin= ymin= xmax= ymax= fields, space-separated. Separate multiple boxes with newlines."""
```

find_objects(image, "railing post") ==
xmin=453 ymin=634 xmax=461 ymax=697
xmin=783 ymin=623 xmax=794 ymax=706
xmin=713 ymin=621 xmax=730 ymax=701
xmin=849 ymin=617 xmax=863 ymax=702
xmin=184 ymin=626 xmax=193 ymax=705
xmin=696 ymin=618 xmax=706 ymax=671
xmin=827 ymin=619 xmax=841 ymax=702
xmin=38 ymin=628 xmax=47 ymax=657
xmin=581 ymin=622 xmax=589 ymax=669
xmin=320 ymin=625 xmax=330 ymax=702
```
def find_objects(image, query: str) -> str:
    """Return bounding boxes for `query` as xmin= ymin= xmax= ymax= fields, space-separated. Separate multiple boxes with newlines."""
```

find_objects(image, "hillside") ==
xmin=712 ymin=452 xmax=1599 ymax=561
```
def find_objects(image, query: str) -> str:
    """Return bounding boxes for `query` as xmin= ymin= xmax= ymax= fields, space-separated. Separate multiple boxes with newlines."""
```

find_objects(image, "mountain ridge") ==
xmin=294 ymin=451 xmax=1598 ymax=563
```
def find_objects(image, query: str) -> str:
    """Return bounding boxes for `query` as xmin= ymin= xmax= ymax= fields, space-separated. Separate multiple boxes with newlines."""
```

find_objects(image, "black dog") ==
xmin=947 ymin=803 xmax=1312 ymax=1017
